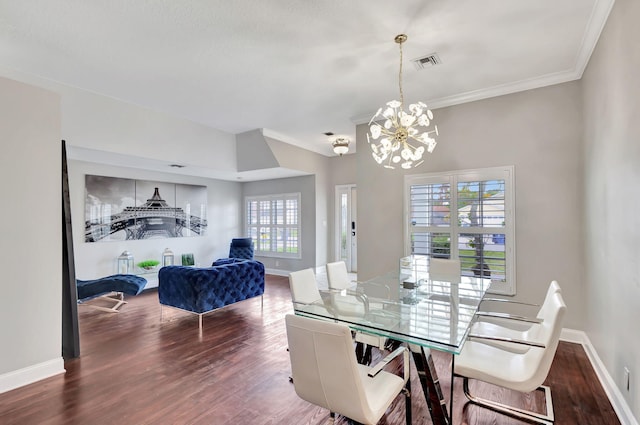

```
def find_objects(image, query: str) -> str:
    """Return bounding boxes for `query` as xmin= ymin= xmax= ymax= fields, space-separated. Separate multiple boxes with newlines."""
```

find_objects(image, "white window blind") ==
xmin=405 ymin=166 xmax=515 ymax=294
xmin=246 ymin=193 xmax=301 ymax=259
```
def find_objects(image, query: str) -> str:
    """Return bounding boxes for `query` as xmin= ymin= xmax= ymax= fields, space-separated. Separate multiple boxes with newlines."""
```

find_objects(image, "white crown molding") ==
xmin=561 ymin=328 xmax=638 ymax=425
xmin=573 ymin=0 xmax=616 ymax=79
xmin=427 ymin=69 xmax=582 ymax=110
xmin=351 ymin=68 xmax=581 ymax=125
xmin=0 ymin=357 xmax=65 ymax=395
xmin=351 ymin=0 xmax=616 ymax=124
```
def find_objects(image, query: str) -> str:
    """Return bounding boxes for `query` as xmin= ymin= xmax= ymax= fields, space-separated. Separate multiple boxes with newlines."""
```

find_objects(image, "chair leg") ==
xmin=404 ymin=386 xmax=412 ymax=425
xmin=356 ymin=342 xmax=364 ymax=364
xmin=385 ymin=338 xmax=403 ymax=351
xmin=462 ymin=377 xmax=555 ymax=424
xmin=79 ymin=292 xmax=127 ymax=313
xmin=363 ymin=345 xmax=372 ymax=366
xmin=355 ymin=342 xmax=373 ymax=365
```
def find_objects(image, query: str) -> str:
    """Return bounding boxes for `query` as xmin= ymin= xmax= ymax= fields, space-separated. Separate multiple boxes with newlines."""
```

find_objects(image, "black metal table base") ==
xmin=410 ymin=346 xmax=451 ymax=425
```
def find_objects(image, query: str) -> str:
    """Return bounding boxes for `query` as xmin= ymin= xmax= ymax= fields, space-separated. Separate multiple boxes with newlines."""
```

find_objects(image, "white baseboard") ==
xmin=264 ymin=267 xmax=327 ymax=277
xmin=265 ymin=268 xmax=290 ymax=276
xmin=561 ymin=328 xmax=638 ymax=425
xmin=0 ymin=357 xmax=65 ymax=394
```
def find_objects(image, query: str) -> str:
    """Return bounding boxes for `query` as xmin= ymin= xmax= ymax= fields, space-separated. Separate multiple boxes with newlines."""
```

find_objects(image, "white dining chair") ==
xmin=429 ymin=258 xmax=461 ymax=280
xmin=288 ymin=268 xmax=323 ymax=306
xmin=326 ymin=261 xmax=390 ymax=365
xmin=454 ymin=291 xmax=566 ymax=425
xmin=326 ymin=261 xmax=353 ymax=290
xmin=475 ymin=280 xmax=562 ymax=326
xmin=285 ymin=314 xmax=410 ymax=425
xmin=470 ymin=280 xmax=563 ymax=354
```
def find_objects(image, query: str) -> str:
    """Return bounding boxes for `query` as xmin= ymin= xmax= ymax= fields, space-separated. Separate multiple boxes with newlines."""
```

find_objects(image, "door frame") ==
xmin=334 ymin=184 xmax=357 ymax=272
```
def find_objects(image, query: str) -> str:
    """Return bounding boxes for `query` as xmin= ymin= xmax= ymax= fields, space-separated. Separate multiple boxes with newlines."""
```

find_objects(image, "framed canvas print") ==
xmin=85 ymin=175 xmax=207 ymax=242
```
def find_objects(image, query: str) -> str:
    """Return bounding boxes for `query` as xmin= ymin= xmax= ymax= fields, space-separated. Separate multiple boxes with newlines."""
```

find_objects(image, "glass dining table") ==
xmin=293 ymin=256 xmax=491 ymax=425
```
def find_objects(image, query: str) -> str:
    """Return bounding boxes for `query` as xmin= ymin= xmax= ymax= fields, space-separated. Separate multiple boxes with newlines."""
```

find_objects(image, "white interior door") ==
xmin=336 ymin=185 xmax=357 ymax=272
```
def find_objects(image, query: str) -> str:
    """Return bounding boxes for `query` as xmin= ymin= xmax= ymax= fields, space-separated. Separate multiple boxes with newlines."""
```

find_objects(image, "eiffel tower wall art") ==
xmin=84 ymin=175 xmax=208 ymax=243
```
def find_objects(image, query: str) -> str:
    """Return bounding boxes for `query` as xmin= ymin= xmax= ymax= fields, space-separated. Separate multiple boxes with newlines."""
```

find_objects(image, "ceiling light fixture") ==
xmin=332 ymin=137 xmax=350 ymax=156
xmin=367 ymin=34 xmax=439 ymax=169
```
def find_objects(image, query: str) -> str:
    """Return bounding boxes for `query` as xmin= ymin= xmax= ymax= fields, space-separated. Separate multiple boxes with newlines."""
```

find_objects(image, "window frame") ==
xmin=245 ymin=192 xmax=302 ymax=259
xmin=404 ymin=166 xmax=516 ymax=295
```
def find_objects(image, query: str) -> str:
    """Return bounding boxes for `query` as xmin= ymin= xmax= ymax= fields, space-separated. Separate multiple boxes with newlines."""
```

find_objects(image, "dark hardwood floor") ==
xmin=0 ymin=275 xmax=620 ymax=424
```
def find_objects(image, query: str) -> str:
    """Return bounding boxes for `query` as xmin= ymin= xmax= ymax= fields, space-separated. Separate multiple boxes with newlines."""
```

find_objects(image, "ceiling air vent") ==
xmin=413 ymin=53 xmax=441 ymax=70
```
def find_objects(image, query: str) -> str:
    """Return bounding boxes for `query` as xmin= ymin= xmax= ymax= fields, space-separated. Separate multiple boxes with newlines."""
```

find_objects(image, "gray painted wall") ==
xmin=0 ymin=73 xmax=246 ymax=391
xmin=582 ymin=0 xmax=640 ymax=416
xmin=356 ymin=82 xmax=585 ymax=329
xmin=242 ymin=175 xmax=316 ymax=271
xmin=0 ymin=78 xmax=63 ymax=379
xmin=265 ymin=137 xmax=331 ymax=268
xmin=0 ymin=65 xmax=238 ymax=175
xmin=236 ymin=129 xmax=279 ymax=172
xmin=69 ymin=160 xmax=243 ymax=279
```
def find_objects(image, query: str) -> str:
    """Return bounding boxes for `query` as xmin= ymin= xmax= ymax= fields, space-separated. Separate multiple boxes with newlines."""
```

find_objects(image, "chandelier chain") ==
xmin=398 ymin=39 xmax=404 ymax=107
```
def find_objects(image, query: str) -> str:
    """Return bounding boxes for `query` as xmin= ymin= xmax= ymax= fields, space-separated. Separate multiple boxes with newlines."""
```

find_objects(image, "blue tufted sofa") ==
xmin=158 ymin=259 xmax=265 ymax=328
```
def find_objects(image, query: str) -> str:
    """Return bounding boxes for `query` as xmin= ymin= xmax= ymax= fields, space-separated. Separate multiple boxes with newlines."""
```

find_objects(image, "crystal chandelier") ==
xmin=367 ymin=34 xmax=438 ymax=169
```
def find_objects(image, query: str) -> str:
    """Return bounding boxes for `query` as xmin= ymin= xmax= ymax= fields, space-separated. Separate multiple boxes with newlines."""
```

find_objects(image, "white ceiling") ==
xmin=0 ymin=0 xmax=613 ymax=157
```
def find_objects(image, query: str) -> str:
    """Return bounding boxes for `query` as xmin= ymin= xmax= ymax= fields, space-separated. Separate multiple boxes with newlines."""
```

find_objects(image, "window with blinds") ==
xmin=405 ymin=166 xmax=515 ymax=294
xmin=246 ymin=193 xmax=301 ymax=258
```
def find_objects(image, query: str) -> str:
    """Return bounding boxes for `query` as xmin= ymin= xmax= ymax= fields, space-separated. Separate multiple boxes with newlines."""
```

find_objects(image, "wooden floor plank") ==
xmin=0 ymin=275 xmax=621 ymax=424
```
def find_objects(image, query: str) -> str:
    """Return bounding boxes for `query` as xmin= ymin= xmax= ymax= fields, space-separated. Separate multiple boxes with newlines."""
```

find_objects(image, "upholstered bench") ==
xmin=77 ymin=274 xmax=147 ymax=313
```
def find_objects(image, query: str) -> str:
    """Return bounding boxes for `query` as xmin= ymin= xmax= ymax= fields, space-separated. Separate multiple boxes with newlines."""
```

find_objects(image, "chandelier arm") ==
xmin=379 ymin=128 xmax=395 ymax=137
xmin=385 ymin=109 xmax=400 ymax=128
xmin=385 ymin=154 xmax=394 ymax=169
xmin=408 ymin=134 xmax=426 ymax=144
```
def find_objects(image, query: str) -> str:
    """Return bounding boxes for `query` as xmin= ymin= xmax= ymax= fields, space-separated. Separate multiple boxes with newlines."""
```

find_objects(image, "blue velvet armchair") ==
xmin=158 ymin=259 xmax=265 ymax=329
xmin=228 ymin=238 xmax=254 ymax=260
xmin=212 ymin=238 xmax=255 ymax=266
